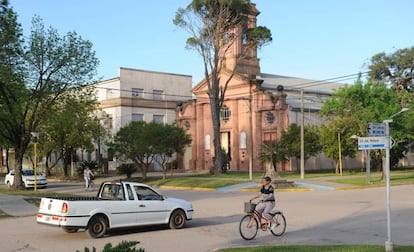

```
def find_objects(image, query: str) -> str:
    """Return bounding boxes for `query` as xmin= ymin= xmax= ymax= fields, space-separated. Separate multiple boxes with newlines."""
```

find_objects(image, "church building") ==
xmin=175 ymin=1 xmax=347 ymax=173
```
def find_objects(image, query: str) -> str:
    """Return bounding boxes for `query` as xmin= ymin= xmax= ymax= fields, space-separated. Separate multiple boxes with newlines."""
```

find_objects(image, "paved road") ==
xmin=0 ymin=180 xmax=413 ymax=252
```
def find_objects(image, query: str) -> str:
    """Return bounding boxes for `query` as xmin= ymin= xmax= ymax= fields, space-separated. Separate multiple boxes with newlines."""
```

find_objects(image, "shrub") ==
xmin=77 ymin=240 xmax=145 ymax=252
xmin=116 ymin=163 xmax=137 ymax=178
xmin=76 ymin=161 xmax=99 ymax=176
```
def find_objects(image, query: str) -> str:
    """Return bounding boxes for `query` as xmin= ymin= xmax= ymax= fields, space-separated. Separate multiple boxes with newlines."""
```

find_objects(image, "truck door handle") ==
xmin=139 ymin=204 xmax=145 ymax=207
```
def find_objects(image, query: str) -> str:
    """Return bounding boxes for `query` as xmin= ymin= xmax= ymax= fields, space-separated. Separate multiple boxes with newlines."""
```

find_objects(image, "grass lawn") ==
xmin=143 ymin=177 xmax=245 ymax=189
xmin=329 ymin=171 xmax=414 ymax=186
xmin=215 ymin=245 xmax=414 ymax=252
xmin=125 ymin=169 xmax=414 ymax=189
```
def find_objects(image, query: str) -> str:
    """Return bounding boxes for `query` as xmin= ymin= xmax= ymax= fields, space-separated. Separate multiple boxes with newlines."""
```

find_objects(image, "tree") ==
xmin=319 ymin=80 xmax=414 ymax=178
xmin=39 ymin=87 xmax=106 ymax=177
xmin=0 ymin=0 xmax=23 ymax=174
xmin=174 ymin=0 xmax=272 ymax=174
xmin=109 ymin=121 xmax=153 ymax=180
xmin=109 ymin=121 xmax=191 ymax=180
xmin=279 ymin=124 xmax=322 ymax=171
xmin=0 ymin=6 xmax=99 ymax=189
xmin=368 ymin=47 xmax=414 ymax=97
xmin=257 ymin=140 xmax=287 ymax=177
xmin=152 ymin=124 xmax=191 ymax=179
xmin=319 ymin=118 xmax=358 ymax=174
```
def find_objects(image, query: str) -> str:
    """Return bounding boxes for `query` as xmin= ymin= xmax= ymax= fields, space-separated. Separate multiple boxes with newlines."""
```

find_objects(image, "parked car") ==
xmin=4 ymin=169 xmax=48 ymax=189
xmin=37 ymin=181 xmax=194 ymax=238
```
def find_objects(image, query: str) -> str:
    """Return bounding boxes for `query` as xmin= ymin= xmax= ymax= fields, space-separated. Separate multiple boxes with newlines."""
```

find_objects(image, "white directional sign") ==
xmin=390 ymin=137 xmax=395 ymax=148
xmin=367 ymin=122 xmax=386 ymax=135
xmin=358 ymin=136 xmax=389 ymax=150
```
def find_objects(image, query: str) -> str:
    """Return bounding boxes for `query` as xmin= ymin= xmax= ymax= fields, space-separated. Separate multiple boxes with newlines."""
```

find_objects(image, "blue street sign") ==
xmin=367 ymin=122 xmax=385 ymax=136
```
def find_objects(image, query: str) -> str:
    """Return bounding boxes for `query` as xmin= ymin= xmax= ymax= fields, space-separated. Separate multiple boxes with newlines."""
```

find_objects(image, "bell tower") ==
xmin=222 ymin=1 xmax=261 ymax=78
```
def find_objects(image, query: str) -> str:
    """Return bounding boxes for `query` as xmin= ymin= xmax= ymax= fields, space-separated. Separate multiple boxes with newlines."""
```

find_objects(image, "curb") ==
xmin=158 ymin=185 xmax=215 ymax=191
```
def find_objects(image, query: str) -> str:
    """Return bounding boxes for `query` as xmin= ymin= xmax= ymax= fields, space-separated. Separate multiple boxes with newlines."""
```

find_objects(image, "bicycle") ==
xmin=239 ymin=201 xmax=286 ymax=240
xmin=87 ymin=176 xmax=95 ymax=191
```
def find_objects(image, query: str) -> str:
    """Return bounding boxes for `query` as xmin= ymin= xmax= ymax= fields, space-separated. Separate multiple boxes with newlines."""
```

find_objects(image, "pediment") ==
xmin=192 ymin=70 xmax=251 ymax=96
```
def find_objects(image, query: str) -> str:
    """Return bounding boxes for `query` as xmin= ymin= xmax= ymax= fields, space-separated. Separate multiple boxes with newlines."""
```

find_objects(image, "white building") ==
xmin=92 ymin=67 xmax=192 ymax=171
xmin=95 ymin=67 xmax=192 ymax=133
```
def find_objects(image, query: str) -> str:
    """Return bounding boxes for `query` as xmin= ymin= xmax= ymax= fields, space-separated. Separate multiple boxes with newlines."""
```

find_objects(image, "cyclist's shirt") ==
xmin=261 ymin=185 xmax=275 ymax=202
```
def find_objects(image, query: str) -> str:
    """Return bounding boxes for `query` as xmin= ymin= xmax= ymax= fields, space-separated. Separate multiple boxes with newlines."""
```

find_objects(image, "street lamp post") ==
xmin=338 ymin=130 xmax=343 ymax=176
xmin=383 ymin=119 xmax=393 ymax=252
xmin=31 ymin=132 xmax=40 ymax=192
xmin=383 ymin=107 xmax=409 ymax=252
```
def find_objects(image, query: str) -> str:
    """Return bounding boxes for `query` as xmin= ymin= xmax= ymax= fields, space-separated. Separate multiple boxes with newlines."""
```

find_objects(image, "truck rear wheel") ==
xmin=87 ymin=216 xmax=107 ymax=238
xmin=169 ymin=210 xmax=186 ymax=229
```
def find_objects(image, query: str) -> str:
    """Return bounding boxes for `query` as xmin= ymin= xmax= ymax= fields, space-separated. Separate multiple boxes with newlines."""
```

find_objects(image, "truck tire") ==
xmin=62 ymin=227 xmax=79 ymax=233
xmin=169 ymin=210 xmax=186 ymax=229
xmin=87 ymin=216 xmax=107 ymax=238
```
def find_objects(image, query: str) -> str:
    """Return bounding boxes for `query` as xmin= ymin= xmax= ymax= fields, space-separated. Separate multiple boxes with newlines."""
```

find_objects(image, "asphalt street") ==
xmin=0 ymin=177 xmax=413 ymax=252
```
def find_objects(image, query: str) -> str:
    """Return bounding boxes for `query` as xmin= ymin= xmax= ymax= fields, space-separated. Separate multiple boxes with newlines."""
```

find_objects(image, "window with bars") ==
xmin=132 ymin=113 xmax=144 ymax=122
xmin=132 ymin=88 xmax=144 ymax=98
xmin=153 ymin=90 xmax=163 ymax=100
xmin=264 ymin=112 xmax=275 ymax=124
xmin=220 ymin=105 xmax=231 ymax=122
xmin=153 ymin=114 xmax=164 ymax=124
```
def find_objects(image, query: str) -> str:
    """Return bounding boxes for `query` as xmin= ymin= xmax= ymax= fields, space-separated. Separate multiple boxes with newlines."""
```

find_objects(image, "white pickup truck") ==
xmin=36 ymin=181 xmax=194 ymax=238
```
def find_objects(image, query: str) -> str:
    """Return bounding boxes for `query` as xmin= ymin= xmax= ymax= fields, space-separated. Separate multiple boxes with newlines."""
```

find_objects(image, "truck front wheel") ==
xmin=87 ymin=216 xmax=107 ymax=238
xmin=169 ymin=210 xmax=186 ymax=229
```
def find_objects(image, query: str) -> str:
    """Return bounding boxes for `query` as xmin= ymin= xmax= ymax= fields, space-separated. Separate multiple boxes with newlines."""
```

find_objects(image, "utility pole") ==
xmin=248 ymin=84 xmax=253 ymax=181
xmin=300 ymin=89 xmax=305 ymax=179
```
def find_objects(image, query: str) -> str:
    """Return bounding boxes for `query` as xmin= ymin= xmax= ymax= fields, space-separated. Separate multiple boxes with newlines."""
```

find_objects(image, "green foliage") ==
xmin=0 ymin=4 xmax=99 ymax=188
xmin=116 ymin=163 xmax=137 ymax=179
xmin=40 ymin=88 xmax=106 ymax=177
xmin=368 ymin=46 xmax=414 ymax=95
xmin=108 ymin=121 xmax=191 ymax=180
xmin=257 ymin=140 xmax=287 ymax=173
xmin=319 ymin=80 xmax=414 ymax=173
xmin=76 ymin=161 xmax=99 ymax=176
xmin=258 ymin=124 xmax=322 ymax=173
xmin=280 ymin=124 xmax=322 ymax=160
xmin=77 ymin=240 xmax=145 ymax=252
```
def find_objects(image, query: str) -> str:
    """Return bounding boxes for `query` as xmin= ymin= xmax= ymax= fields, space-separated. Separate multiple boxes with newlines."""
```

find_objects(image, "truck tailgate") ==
xmin=37 ymin=198 xmax=69 ymax=226
xmin=38 ymin=198 xmax=67 ymax=215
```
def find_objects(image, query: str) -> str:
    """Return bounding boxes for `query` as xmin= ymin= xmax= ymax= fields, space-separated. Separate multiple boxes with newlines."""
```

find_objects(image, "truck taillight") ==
xmin=61 ymin=202 xmax=68 ymax=213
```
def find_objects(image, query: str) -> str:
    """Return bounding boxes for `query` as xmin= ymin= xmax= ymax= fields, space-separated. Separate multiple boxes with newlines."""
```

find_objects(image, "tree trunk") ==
xmin=13 ymin=148 xmax=25 ymax=189
xmin=210 ymin=97 xmax=223 ymax=175
xmin=335 ymin=161 xmax=339 ymax=174
xmin=45 ymin=151 xmax=52 ymax=176
xmin=381 ymin=156 xmax=386 ymax=181
xmin=6 ymin=149 xmax=10 ymax=173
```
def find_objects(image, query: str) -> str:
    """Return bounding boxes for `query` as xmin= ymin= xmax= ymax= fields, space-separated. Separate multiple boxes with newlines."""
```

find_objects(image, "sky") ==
xmin=9 ymin=0 xmax=414 ymax=86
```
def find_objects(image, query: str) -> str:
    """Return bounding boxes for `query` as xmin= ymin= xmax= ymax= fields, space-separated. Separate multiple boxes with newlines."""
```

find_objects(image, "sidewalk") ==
xmin=0 ymin=194 xmax=38 ymax=217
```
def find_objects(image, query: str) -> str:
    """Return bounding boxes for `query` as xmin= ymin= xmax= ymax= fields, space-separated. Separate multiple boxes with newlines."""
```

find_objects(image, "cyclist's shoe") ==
xmin=270 ymin=222 xmax=280 ymax=230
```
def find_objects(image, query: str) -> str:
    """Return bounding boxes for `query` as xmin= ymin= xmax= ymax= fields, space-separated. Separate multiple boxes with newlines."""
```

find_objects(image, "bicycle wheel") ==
xmin=239 ymin=214 xmax=258 ymax=240
xmin=270 ymin=212 xmax=286 ymax=236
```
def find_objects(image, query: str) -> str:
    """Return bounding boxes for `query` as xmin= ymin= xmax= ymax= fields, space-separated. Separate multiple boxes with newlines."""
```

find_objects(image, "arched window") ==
xmin=220 ymin=105 xmax=231 ymax=122
xmin=240 ymin=131 xmax=247 ymax=149
xmin=205 ymin=134 xmax=211 ymax=150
